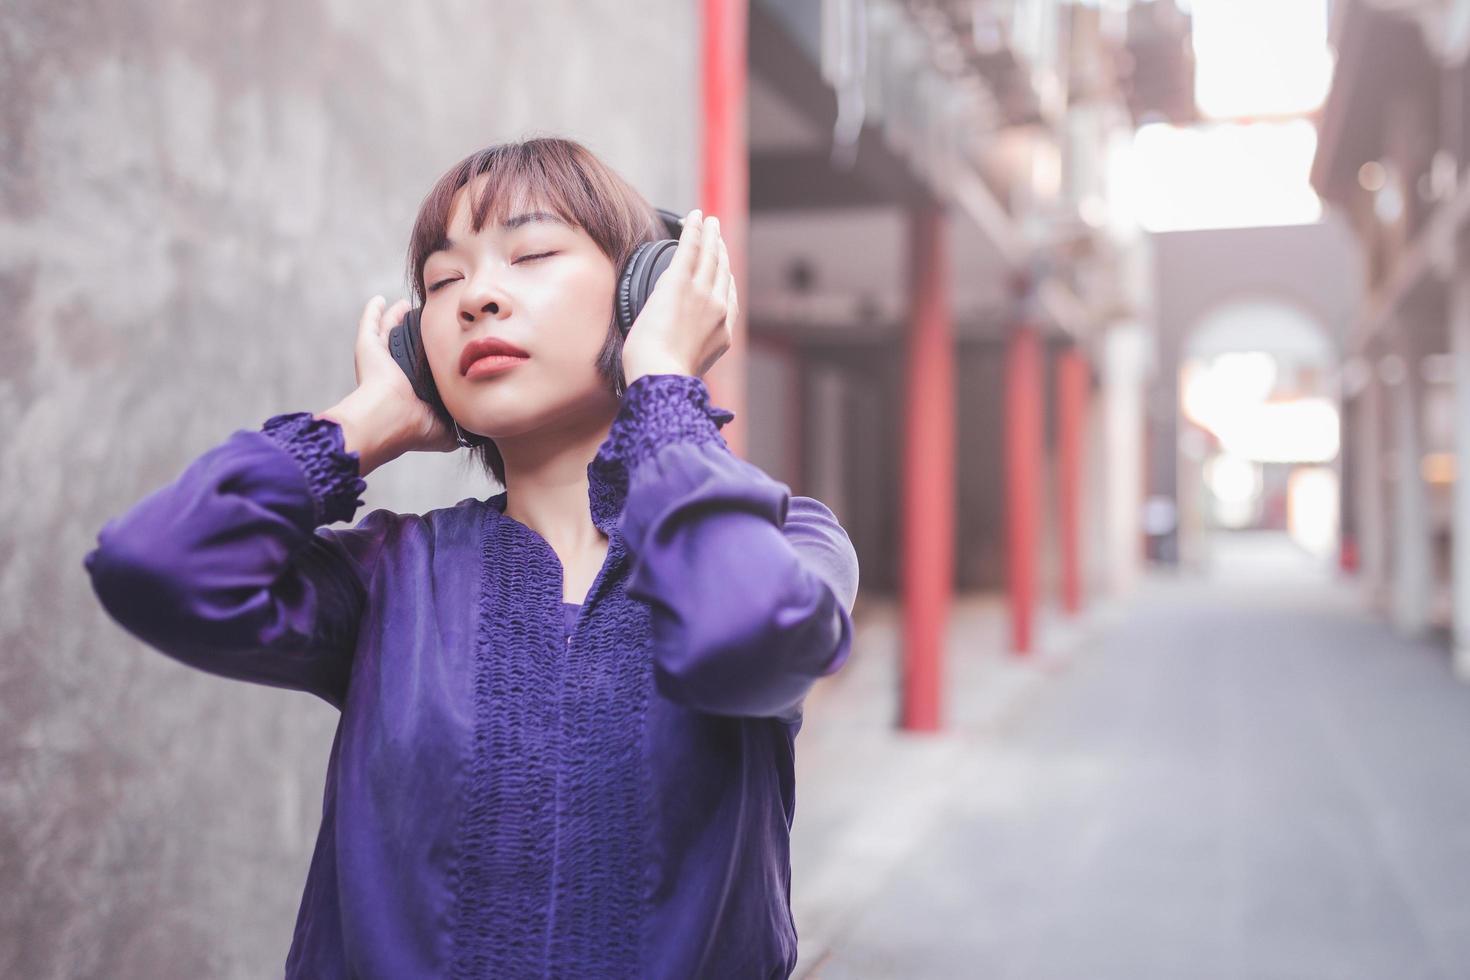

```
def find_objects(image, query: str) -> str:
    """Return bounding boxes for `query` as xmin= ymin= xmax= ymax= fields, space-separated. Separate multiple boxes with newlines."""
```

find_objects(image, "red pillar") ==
xmin=901 ymin=204 xmax=954 ymax=732
xmin=701 ymin=0 xmax=749 ymax=458
xmin=1006 ymin=325 xmax=1044 ymax=654
xmin=1057 ymin=347 xmax=1089 ymax=615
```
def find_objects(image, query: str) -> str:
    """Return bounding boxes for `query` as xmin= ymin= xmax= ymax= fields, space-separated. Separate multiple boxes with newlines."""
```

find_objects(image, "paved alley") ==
xmin=791 ymin=533 xmax=1470 ymax=980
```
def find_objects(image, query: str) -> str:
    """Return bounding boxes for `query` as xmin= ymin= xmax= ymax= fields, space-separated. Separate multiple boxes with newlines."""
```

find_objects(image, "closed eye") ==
xmin=426 ymin=252 xmax=558 ymax=292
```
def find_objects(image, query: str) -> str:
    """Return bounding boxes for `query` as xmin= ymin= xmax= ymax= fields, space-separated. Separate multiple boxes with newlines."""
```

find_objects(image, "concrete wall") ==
xmin=2 ymin=2 xmax=697 ymax=976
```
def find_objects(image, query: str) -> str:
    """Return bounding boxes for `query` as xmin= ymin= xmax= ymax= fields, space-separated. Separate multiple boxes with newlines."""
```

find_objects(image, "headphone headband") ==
xmin=653 ymin=207 xmax=684 ymax=238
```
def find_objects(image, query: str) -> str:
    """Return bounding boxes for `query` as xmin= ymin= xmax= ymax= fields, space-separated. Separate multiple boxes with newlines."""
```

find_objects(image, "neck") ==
xmin=498 ymin=408 xmax=615 ymax=555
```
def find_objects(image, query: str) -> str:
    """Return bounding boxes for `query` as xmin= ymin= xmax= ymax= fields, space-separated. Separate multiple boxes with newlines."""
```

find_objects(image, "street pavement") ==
xmin=789 ymin=532 xmax=1470 ymax=980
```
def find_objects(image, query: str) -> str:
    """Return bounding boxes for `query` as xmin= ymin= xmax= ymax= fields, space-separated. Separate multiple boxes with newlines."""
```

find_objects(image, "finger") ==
xmin=725 ymin=276 xmax=739 ymax=328
xmin=695 ymin=216 xmax=721 ymax=287
xmin=359 ymin=296 xmax=386 ymax=344
xmin=712 ymin=238 xmax=730 ymax=293
xmin=380 ymin=299 xmax=412 ymax=341
xmin=669 ymin=208 xmax=703 ymax=277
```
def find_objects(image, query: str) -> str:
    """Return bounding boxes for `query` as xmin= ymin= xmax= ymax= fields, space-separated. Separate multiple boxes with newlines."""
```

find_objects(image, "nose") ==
xmin=462 ymin=300 xmax=499 ymax=320
xmin=458 ymin=271 xmax=510 ymax=325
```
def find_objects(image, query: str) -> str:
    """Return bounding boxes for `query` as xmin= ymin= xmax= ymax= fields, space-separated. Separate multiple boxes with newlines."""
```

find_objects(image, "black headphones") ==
xmin=387 ymin=207 xmax=686 ymax=446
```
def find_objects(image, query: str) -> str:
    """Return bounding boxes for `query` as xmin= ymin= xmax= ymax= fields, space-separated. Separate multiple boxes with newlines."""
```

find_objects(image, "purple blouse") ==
xmin=83 ymin=373 xmax=860 ymax=979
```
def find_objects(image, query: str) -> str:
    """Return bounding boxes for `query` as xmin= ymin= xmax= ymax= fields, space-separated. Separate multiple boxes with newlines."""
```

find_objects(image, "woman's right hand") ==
xmin=315 ymin=297 xmax=461 ymax=476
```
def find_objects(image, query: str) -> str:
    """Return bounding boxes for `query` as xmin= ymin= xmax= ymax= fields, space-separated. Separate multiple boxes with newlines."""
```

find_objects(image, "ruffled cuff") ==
xmin=597 ymin=374 xmax=736 ymax=473
xmin=260 ymin=412 xmax=368 ymax=526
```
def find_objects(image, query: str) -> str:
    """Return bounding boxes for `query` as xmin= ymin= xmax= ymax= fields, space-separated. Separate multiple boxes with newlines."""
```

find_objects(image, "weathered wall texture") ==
xmin=1 ymin=2 xmax=696 ymax=976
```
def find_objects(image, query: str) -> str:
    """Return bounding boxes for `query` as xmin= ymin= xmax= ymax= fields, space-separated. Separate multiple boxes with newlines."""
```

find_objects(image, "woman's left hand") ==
xmin=621 ymin=209 xmax=737 ymax=387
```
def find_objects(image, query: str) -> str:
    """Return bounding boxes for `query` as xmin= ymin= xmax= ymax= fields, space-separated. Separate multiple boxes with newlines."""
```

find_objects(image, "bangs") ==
xmin=405 ymin=138 xmax=662 ymax=302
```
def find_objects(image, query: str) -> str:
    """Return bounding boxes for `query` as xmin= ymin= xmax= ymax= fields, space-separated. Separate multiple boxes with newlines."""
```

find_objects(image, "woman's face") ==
xmin=420 ymin=177 xmax=619 ymax=441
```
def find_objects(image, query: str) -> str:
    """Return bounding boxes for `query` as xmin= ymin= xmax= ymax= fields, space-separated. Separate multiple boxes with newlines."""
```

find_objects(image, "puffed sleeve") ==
xmin=596 ymin=373 xmax=860 ymax=722
xmin=82 ymin=412 xmax=393 ymax=710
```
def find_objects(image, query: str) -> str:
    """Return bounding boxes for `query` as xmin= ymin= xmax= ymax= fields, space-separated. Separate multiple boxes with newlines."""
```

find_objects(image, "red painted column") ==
xmin=1057 ymin=347 xmax=1088 ymax=615
xmin=1006 ymin=324 xmax=1044 ymax=654
xmin=900 ymin=204 xmax=954 ymax=732
xmin=701 ymin=0 xmax=749 ymax=458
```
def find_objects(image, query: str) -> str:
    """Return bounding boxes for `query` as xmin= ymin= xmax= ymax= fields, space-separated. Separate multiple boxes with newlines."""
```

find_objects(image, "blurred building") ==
xmin=1117 ymin=0 xmax=1361 ymax=576
xmin=744 ymin=0 xmax=1162 ymax=729
xmin=1312 ymin=0 xmax=1470 ymax=675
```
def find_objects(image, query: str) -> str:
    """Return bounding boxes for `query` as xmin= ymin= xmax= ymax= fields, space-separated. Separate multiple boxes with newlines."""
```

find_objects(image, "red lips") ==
xmin=460 ymin=336 xmax=530 ymax=375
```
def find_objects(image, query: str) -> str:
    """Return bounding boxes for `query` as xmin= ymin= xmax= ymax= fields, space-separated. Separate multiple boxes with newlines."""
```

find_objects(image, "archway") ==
xmin=1177 ymin=296 xmax=1340 ymax=578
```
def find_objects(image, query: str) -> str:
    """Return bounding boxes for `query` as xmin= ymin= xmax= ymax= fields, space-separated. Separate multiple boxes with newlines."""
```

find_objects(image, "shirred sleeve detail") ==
xmin=261 ymin=411 xmax=368 ymax=526
xmin=596 ymin=373 xmax=736 ymax=472
xmin=82 ymin=416 xmax=392 ymax=709
xmin=602 ymin=374 xmax=860 ymax=721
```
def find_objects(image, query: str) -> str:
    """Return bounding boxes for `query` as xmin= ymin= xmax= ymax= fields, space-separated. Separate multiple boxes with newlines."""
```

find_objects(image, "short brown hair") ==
xmin=404 ymin=137 xmax=664 ymax=488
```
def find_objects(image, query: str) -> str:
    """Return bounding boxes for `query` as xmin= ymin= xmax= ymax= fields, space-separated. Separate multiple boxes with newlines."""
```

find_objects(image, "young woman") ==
xmin=84 ymin=137 xmax=859 ymax=979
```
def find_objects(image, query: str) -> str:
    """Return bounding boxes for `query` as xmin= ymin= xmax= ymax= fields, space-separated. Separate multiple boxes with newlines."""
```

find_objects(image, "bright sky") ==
xmin=1191 ymin=0 xmax=1334 ymax=120
xmin=1118 ymin=0 xmax=1335 ymax=232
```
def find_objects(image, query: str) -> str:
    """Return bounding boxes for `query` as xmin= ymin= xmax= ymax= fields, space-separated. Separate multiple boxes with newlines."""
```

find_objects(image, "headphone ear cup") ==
xmin=617 ymin=239 xmax=680 ymax=336
xmin=617 ymin=244 xmax=651 ymax=335
xmin=387 ymin=306 xmax=438 ymax=405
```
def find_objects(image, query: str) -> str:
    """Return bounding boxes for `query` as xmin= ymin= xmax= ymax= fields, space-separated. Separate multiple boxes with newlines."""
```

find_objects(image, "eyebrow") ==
xmin=429 ymin=211 xmax=570 ymax=256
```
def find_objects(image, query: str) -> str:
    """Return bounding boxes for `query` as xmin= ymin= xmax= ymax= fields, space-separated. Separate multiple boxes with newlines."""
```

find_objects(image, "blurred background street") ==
xmin=9 ymin=0 xmax=1470 ymax=977
xmin=792 ymin=533 xmax=1470 ymax=978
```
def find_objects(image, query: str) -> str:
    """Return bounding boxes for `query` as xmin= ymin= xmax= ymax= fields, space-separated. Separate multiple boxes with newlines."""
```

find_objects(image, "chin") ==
xmin=458 ymin=388 xmax=611 ymax=441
